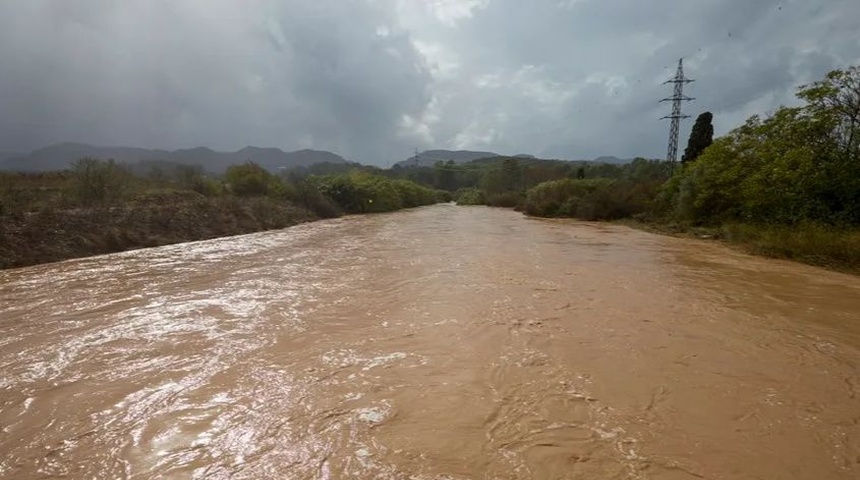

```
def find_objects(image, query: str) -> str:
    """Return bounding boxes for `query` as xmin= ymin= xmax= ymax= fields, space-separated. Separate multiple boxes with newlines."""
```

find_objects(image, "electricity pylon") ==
xmin=660 ymin=58 xmax=694 ymax=173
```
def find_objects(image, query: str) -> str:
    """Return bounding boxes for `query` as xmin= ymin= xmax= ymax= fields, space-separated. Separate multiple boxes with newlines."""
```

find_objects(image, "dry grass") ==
xmin=0 ymin=191 xmax=316 ymax=269
xmin=720 ymin=223 xmax=860 ymax=273
xmin=619 ymin=218 xmax=860 ymax=275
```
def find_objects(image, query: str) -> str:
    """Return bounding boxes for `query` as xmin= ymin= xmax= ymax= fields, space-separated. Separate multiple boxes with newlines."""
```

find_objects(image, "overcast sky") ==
xmin=0 ymin=0 xmax=858 ymax=165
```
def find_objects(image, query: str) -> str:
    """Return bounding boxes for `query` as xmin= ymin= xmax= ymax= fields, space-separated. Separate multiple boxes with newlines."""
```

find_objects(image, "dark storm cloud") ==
xmin=0 ymin=0 xmax=431 ymax=163
xmin=0 ymin=0 xmax=857 ymax=164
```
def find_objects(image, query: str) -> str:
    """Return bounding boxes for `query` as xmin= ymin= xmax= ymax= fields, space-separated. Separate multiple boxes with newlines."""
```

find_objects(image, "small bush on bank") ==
xmin=316 ymin=171 xmax=440 ymax=214
xmin=522 ymin=178 xmax=662 ymax=221
xmin=70 ymin=157 xmax=132 ymax=205
xmin=455 ymin=188 xmax=486 ymax=206
xmin=486 ymin=192 xmax=523 ymax=208
xmin=289 ymin=179 xmax=342 ymax=218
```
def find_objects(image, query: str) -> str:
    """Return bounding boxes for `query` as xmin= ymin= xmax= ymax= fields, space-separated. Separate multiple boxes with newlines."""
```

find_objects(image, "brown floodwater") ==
xmin=1 ymin=204 xmax=859 ymax=479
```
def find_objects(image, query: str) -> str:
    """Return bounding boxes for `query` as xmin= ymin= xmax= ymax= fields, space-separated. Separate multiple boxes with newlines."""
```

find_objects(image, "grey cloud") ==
xmin=0 ymin=0 xmax=430 ymax=163
xmin=0 ymin=0 xmax=857 ymax=164
xmin=417 ymin=0 xmax=858 ymax=159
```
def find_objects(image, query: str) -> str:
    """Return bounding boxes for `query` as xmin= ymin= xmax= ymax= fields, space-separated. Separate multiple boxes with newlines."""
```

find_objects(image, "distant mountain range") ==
xmin=394 ymin=150 xmax=634 ymax=167
xmin=0 ymin=143 xmax=348 ymax=173
xmin=0 ymin=151 xmax=20 ymax=163
xmin=592 ymin=155 xmax=634 ymax=165
xmin=394 ymin=150 xmax=502 ymax=168
xmin=0 ymin=143 xmax=638 ymax=173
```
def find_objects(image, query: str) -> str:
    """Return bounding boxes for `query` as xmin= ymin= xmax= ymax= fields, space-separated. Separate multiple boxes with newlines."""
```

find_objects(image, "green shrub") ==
xmin=289 ymin=178 xmax=342 ymax=218
xmin=70 ymin=157 xmax=131 ymax=205
xmin=225 ymin=162 xmax=273 ymax=196
xmin=455 ymin=188 xmax=486 ymax=206
xmin=523 ymin=179 xmax=603 ymax=217
xmin=523 ymin=178 xmax=656 ymax=220
xmin=316 ymin=171 xmax=439 ymax=214
xmin=436 ymin=190 xmax=453 ymax=203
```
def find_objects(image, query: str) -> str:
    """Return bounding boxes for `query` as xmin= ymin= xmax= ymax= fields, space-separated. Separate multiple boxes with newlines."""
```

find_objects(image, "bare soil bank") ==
xmin=0 ymin=191 xmax=316 ymax=269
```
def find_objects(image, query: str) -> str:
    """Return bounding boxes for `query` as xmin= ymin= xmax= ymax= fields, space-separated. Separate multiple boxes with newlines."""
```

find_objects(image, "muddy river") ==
xmin=1 ymin=204 xmax=859 ymax=479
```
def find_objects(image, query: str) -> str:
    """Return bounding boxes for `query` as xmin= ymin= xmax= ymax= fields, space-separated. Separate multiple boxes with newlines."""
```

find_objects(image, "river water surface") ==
xmin=1 ymin=205 xmax=859 ymax=479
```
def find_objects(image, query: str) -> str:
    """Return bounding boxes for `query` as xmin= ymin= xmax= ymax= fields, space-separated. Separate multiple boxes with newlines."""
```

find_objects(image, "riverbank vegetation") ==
xmin=0 ymin=161 xmax=444 ymax=268
xmin=403 ymin=66 xmax=860 ymax=272
xmin=3 ymin=66 xmax=858 ymax=272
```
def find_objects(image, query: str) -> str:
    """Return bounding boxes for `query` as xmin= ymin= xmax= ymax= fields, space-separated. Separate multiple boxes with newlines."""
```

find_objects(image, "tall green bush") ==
xmin=225 ymin=162 xmax=274 ymax=197
xmin=70 ymin=157 xmax=131 ymax=205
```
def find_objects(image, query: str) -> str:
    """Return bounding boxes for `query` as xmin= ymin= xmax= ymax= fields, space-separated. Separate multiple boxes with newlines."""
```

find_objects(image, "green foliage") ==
xmin=391 ymin=179 xmax=441 ymax=208
xmin=389 ymin=157 xmax=607 ymax=194
xmin=224 ymin=161 xmax=274 ymax=197
xmin=523 ymin=174 xmax=664 ymax=221
xmin=316 ymin=171 xmax=439 ymax=214
xmin=522 ymin=156 xmax=671 ymax=220
xmin=433 ymin=160 xmax=458 ymax=191
xmin=524 ymin=179 xmax=605 ymax=218
xmin=667 ymin=66 xmax=860 ymax=226
xmin=682 ymin=112 xmax=714 ymax=164
xmin=175 ymin=164 xmax=222 ymax=196
xmin=634 ymin=65 xmax=860 ymax=271
xmin=288 ymin=177 xmax=342 ymax=218
xmin=623 ymin=158 xmax=673 ymax=183
xmin=486 ymin=192 xmax=523 ymax=208
xmin=70 ymin=157 xmax=131 ymax=205
xmin=436 ymin=190 xmax=454 ymax=203
xmin=522 ymin=179 xmax=573 ymax=216
xmin=455 ymin=188 xmax=487 ymax=206
xmin=482 ymin=158 xmax=523 ymax=195
xmin=797 ymin=66 xmax=860 ymax=162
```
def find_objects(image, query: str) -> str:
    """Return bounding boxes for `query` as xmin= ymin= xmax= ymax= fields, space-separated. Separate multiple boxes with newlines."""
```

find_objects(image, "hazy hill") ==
xmin=592 ymin=155 xmax=634 ymax=165
xmin=392 ymin=150 xmax=637 ymax=168
xmin=0 ymin=143 xmax=348 ymax=173
xmin=0 ymin=151 xmax=21 ymax=163
xmin=394 ymin=149 xmax=501 ymax=168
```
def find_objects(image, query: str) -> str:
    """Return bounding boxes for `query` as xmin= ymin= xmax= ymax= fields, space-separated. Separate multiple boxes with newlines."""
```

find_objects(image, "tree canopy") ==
xmin=668 ymin=66 xmax=860 ymax=226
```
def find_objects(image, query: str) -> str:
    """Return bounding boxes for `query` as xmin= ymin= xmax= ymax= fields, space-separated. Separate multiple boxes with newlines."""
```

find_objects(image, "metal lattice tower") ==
xmin=660 ymin=58 xmax=694 ymax=172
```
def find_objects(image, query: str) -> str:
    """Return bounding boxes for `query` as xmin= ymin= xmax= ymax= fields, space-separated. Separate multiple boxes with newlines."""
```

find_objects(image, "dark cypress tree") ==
xmin=682 ymin=112 xmax=714 ymax=164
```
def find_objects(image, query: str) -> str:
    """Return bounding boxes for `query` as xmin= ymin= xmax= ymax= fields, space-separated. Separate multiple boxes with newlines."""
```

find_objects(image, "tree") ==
xmin=224 ymin=161 xmax=272 ymax=196
xmin=176 ymin=164 xmax=204 ymax=189
xmin=682 ymin=112 xmax=714 ymax=164
xmin=500 ymin=157 xmax=522 ymax=191
xmin=70 ymin=157 xmax=130 ymax=204
xmin=481 ymin=158 xmax=522 ymax=195
xmin=797 ymin=66 xmax=860 ymax=163
xmin=433 ymin=160 xmax=457 ymax=191
xmin=668 ymin=66 xmax=860 ymax=225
